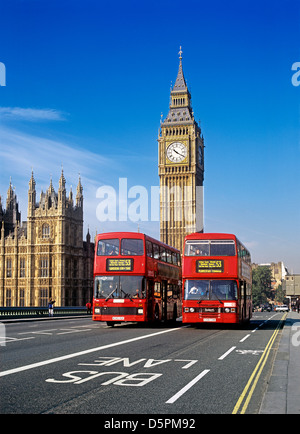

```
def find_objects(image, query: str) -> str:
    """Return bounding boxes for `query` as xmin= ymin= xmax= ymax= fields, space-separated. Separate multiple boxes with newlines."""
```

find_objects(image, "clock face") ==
xmin=167 ymin=142 xmax=187 ymax=163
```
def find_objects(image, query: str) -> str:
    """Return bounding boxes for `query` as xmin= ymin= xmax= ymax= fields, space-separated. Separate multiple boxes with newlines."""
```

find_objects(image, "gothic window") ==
xmin=6 ymin=259 xmax=12 ymax=278
xmin=20 ymin=258 xmax=25 ymax=278
xmin=19 ymin=289 xmax=25 ymax=307
xmin=39 ymin=288 xmax=48 ymax=306
xmin=42 ymin=224 xmax=50 ymax=238
xmin=6 ymin=289 xmax=12 ymax=307
xmin=40 ymin=258 xmax=49 ymax=277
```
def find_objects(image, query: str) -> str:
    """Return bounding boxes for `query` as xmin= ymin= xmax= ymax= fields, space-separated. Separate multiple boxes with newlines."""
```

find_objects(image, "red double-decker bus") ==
xmin=182 ymin=233 xmax=252 ymax=324
xmin=93 ymin=232 xmax=182 ymax=326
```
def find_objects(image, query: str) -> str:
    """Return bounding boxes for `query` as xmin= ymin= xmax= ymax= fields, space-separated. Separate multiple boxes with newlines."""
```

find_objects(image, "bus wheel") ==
xmin=107 ymin=321 xmax=115 ymax=327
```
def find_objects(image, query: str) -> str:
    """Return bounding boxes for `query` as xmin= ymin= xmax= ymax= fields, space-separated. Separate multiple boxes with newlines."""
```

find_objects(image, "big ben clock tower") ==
xmin=158 ymin=48 xmax=204 ymax=252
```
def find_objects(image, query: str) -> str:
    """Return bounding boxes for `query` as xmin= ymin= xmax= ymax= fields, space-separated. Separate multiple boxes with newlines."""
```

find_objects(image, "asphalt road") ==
xmin=0 ymin=312 xmax=285 ymax=415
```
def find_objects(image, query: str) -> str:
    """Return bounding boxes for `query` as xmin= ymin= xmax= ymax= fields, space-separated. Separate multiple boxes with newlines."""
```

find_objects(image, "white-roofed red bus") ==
xmin=93 ymin=232 xmax=182 ymax=326
xmin=182 ymin=233 xmax=252 ymax=324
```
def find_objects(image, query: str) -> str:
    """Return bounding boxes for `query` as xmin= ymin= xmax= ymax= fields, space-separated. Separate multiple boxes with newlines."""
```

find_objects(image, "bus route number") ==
xmin=196 ymin=260 xmax=224 ymax=273
xmin=106 ymin=258 xmax=134 ymax=271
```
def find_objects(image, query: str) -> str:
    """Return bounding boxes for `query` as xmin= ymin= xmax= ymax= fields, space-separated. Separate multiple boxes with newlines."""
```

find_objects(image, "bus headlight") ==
xmin=224 ymin=307 xmax=236 ymax=313
xmin=94 ymin=308 xmax=101 ymax=314
xmin=184 ymin=307 xmax=195 ymax=313
xmin=137 ymin=308 xmax=143 ymax=314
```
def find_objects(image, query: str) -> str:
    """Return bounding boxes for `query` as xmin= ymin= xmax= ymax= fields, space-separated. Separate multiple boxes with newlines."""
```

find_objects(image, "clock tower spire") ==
xmin=158 ymin=48 xmax=204 ymax=252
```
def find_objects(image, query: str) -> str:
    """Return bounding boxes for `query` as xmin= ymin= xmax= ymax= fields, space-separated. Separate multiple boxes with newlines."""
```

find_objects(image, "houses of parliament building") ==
xmin=0 ymin=48 xmax=203 ymax=307
xmin=0 ymin=171 xmax=94 ymax=307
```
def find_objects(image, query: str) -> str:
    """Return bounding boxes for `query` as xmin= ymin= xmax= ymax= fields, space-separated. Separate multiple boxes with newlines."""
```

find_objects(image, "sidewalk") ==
xmin=260 ymin=311 xmax=300 ymax=414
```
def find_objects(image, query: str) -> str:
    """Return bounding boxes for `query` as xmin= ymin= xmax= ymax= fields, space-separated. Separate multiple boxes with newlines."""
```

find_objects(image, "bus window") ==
xmin=184 ymin=241 xmax=209 ymax=256
xmin=185 ymin=280 xmax=209 ymax=300
xmin=166 ymin=250 xmax=172 ymax=263
xmin=184 ymin=280 xmax=237 ymax=301
xmin=153 ymin=244 xmax=160 ymax=260
xmin=172 ymin=252 xmax=177 ymax=265
xmin=167 ymin=284 xmax=173 ymax=297
xmin=160 ymin=246 xmax=166 ymax=262
xmin=173 ymin=284 xmax=180 ymax=299
xmin=94 ymin=275 xmax=145 ymax=299
xmin=97 ymin=239 xmax=119 ymax=256
xmin=154 ymin=282 xmax=161 ymax=298
xmin=146 ymin=240 xmax=153 ymax=257
xmin=210 ymin=240 xmax=236 ymax=256
xmin=121 ymin=238 xmax=144 ymax=256
xmin=184 ymin=240 xmax=235 ymax=256
xmin=210 ymin=280 xmax=237 ymax=300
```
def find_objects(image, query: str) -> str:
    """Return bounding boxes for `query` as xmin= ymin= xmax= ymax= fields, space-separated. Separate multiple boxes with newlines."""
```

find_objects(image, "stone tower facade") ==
xmin=158 ymin=48 xmax=204 ymax=252
xmin=0 ymin=171 xmax=94 ymax=307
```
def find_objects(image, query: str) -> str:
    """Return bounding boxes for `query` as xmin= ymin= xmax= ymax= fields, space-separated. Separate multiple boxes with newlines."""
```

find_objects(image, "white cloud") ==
xmin=0 ymin=110 xmax=160 ymax=241
xmin=0 ymin=107 xmax=67 ymax=121
xmin=0 ymin=125 xmax=119 ymax=237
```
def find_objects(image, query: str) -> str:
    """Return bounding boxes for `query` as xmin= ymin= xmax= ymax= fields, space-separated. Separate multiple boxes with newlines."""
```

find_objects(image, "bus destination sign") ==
xmin=106 ymin=258 xmax=134 ymax=271
xmin=196 ymin=259 xmax=224 ymax=273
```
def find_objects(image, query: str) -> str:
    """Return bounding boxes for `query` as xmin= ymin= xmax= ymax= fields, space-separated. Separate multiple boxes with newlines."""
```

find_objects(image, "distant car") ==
xmin=275 ymin=305 xmax=289 ymax=312
xmin=261 ymin=304 xmax=272 ymax=312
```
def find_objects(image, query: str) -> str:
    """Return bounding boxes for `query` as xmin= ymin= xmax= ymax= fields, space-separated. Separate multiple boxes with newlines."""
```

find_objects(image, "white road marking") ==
xmin=166 ymin=369 xmax=210 ymax=404
xmin=239 ymin=334 xmax=250 ymax=343
xmin=0 ymin=336 xmax=35 ymax=345
xmin=0 ymin=327 xmax=181 ymax=378
xmin=218 ymin=346 xmax=236 ymax=360
xmin=19 ymin=329 xmax=57 ymax=335
xmin=57 ymin=328 xmax=92 ymax=335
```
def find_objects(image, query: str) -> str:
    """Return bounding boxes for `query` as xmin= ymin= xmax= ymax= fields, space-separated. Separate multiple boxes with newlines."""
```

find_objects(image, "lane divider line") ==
xmin=218 ymin=346 xmax=236 ymax=360
xmin=0 ymin=327 xmax=183 ymax=378
xmin=239 ymin=334 xmax=250 ymax=343
xmin=166 ymin=369 xmax=210 ymax=404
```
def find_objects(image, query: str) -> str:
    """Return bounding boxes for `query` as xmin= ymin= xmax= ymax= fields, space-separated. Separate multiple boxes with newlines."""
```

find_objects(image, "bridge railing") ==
xmin=0 ymin=306 xmax=87 ymax=319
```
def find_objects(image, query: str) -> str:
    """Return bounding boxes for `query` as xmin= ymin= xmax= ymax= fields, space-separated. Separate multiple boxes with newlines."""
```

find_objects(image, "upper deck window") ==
xmin=121 ymin=238 xmax=144 ymax=256
xmin=97 ymin=239 xmax=119 ymax=256
xmin=97 ymin=238 xmax=144 ymax=256
xmin=184 ymin=240 xmax=236 ymax=256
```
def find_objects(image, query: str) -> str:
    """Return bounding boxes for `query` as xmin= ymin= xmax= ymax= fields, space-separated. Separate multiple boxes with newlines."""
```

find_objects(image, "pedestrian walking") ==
xmin=48 ymin=299 xmax=55 ymax=317
xmin=86 ymin=301 xmax=92 ymax=314
xmin=296 ymin=298 xmax=300 ymax=314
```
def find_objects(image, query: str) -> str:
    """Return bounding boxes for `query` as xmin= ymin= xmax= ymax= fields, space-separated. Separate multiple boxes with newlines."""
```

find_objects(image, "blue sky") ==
xmin=0 ymin=0 xmax=299 ymax=272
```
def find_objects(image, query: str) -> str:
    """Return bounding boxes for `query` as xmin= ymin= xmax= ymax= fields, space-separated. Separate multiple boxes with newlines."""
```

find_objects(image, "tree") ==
xmin=274 ymin=284 xmax=287 ymax=305
xmin=252 ymin=266 xmax=272 ymax=307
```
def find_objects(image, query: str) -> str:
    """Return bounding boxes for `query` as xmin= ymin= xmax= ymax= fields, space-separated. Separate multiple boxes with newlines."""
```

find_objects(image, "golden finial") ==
xmin=179 ymin=46 xmax=183 ymax=63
